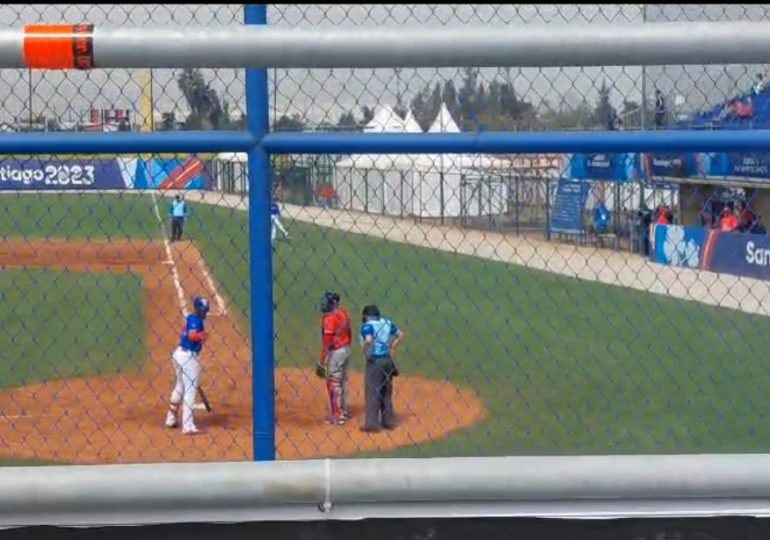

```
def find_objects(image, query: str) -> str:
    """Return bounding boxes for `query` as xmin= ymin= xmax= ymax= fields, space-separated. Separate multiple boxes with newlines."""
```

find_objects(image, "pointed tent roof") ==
xmin=402 ymin=111 xmax=423 ymax=133
xmin=336 ymin=104 xmax=413 ymax=170
xmin=428 ymin=103 xmax=461 ymax=133
xmin=363 ymin=105 xmax=405 ymax=133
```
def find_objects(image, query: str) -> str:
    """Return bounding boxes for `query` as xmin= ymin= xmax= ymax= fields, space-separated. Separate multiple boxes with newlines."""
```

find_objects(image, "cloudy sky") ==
xmin=0 ymin=4 xmax=767 ymax=127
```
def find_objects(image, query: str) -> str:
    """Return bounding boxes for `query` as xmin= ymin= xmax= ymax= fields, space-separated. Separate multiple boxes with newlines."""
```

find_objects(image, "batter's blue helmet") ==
xmin=193 ymin=296 xmax=210 ymax=315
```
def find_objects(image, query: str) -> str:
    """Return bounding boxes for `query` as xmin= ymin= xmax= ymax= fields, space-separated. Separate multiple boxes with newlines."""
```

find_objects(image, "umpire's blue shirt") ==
xmin=360 ymin=317 xmax=398 ymax=358
xmin=170 ymin=200 xmax=188 ymax=218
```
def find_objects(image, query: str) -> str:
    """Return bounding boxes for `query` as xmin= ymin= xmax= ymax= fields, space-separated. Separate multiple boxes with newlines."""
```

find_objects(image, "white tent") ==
xmin=334 ymin=105 xmax=418 ymax=216
xmin=402 ymin=111 xmax=423 ymax=134
xmin=410 ymin=103 xmax=508 ymax=219
xmin=333 ymin=103 xmax=510 ymax=219
xmin=414 ymin=103 xmax=509 ymax=219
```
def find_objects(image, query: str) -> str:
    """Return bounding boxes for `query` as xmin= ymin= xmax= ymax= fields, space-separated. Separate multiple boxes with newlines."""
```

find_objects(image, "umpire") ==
xmin=169 ymin=195 xmax=189 ymax=242
xmin=359 ymin=304 xmax=405 ymax=432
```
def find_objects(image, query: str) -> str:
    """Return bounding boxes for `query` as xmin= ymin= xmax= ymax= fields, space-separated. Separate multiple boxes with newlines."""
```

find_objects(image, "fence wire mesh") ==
xmin=0 ymin=4 xmax=769 ymax=465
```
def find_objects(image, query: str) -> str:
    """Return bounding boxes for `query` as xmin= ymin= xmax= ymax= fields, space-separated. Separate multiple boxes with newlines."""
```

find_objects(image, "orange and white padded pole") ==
xmin=23 ymin=24 xmax=94 ymax=69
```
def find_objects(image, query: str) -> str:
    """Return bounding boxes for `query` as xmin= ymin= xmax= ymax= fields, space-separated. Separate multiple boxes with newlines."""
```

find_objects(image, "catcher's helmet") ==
xmin=193 ymin=296 xmax=210 ymax=315
xmin=319 ymin=292 xmax=340 ymax=313
xmin=361 ymin=304 xmax=380 ymax=322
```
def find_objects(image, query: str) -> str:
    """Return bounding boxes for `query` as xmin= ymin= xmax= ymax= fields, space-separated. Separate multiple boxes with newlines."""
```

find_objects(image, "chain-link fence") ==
xmin=1 ymin=4 xmax=770 ymax=466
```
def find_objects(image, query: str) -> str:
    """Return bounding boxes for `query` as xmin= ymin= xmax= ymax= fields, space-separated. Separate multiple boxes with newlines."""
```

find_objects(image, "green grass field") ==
xmin=0 ymin=268 xmax=146 ymax=389
xmin=2 ymin=193 xmax=770 ymax=457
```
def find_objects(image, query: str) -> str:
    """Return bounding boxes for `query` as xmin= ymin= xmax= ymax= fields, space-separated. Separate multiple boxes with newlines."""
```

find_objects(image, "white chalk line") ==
xmin=197 ymin=256 xmax=228 ymax=316
xmin=150 ymin=192 xmax=189 ymax=318
xmin=0 ymin=414 xmax=43 ymax=420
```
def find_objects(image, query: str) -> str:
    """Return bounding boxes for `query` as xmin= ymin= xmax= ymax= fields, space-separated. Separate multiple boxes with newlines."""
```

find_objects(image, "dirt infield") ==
xmin=0 ymin=238 xmax=485 ymax=464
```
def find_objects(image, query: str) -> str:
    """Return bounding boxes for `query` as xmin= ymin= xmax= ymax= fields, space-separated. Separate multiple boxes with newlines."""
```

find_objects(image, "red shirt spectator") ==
xmin=720 ymin=209 xmax=738 ymax=232
xmin=320 ymin=307 xmax=352 ymax=361
xmin=737 ymin=205 xmax=756 ymax=232
xmin=655 ymin=206 xmax=672 ymax=225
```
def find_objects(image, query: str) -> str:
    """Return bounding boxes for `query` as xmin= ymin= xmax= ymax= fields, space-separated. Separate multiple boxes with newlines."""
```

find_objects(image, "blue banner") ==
xmin=0 ymin=157 xmax=212 ymax=191
xmin=567 ymin=150 xmax=770 ymax=186
xmin=0 ymin=159 xmax=126 ymax=191
xmin=568 ymin=152 xmax=638 ymax=182
xmin=652 ymin=224 xmax=770 ymax=281
xmin=642 ymin=152 xmax=695 ymax=179
xmin=550 ymin=179 xmax=590 ymax=234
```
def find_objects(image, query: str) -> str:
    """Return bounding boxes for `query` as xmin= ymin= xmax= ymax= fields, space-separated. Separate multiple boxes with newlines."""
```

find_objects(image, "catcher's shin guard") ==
xmin=326 ymin=378 xmax=341 ymax=419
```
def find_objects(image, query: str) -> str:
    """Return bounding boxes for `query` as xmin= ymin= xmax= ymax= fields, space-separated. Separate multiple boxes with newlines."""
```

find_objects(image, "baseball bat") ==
xmin=198 ymin=385 xmax=213 ymax=413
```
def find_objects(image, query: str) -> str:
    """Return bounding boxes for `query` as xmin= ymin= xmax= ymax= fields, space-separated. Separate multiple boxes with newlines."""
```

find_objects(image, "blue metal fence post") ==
xmin=244 ymin=3 xmax=275 ymax=461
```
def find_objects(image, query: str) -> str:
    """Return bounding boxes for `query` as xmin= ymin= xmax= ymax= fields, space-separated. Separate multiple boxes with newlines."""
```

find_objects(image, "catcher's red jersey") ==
xmin=321 ymin=308 xmax=352 ymax=349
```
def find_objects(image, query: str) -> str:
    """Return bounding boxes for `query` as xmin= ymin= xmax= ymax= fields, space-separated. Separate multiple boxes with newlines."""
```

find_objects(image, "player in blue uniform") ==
xmin=271 ymin=198 xmax=290 ymax=244
xmin=165 ymin=296 xmax=210 ymax=435
xmin=359 ymin=304 xmax=404 ymax=432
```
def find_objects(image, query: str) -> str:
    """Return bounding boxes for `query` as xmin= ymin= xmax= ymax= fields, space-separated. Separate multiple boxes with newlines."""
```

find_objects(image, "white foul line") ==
xmin=151 ymin=191 xmax=189 ymax=317
xmin=197 ymin=256 xmax=228 ymax=316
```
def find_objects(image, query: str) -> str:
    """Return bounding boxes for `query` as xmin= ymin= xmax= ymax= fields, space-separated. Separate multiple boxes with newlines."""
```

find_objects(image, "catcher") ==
xmin=316 ymin=292 xmax=352 ymax=425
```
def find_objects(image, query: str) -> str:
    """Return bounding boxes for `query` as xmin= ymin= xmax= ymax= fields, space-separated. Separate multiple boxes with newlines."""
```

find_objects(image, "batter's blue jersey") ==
xmin=360 ymin=317 xmax=398 ymax=358
xmin=179 ymin=314 xmax=205 ymax=353
xmin=270 ymin=202 xmax=280 ymax=217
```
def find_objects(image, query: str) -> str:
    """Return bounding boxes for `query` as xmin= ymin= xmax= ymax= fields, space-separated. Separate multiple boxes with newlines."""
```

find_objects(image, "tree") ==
xmin=182 ymin=113 xmax=203 ymax=130
xmin=540 ymin=99 xmax=595 ymax=130
xmin=176 ymin=68 xmax=224 ymax=129
xmin=410 ymin=87 xmax=431 ymax=131
xmin=442 ymin=79 xmax=459 ymax=120
xmin=160 ymin=112 xmax=176 ymax=131
xmin=273 ymin=113 xmax=306 ymax=132
xmin=592 ymin=79 xmax=617 ymax=129
xmin=394 ymin=94 xmax=408 ymax=120
xmin=360 ymin=106 xmax=375 ymax=126
xmin=621 ymin=99 xmax=640 ymax=115
xmin=337 ymin=111 xmax=358 ymax=131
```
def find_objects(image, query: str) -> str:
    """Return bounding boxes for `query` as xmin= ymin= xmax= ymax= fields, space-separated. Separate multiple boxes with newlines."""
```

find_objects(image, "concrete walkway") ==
xmin=185 ymin=191 xmax=770 ymax=318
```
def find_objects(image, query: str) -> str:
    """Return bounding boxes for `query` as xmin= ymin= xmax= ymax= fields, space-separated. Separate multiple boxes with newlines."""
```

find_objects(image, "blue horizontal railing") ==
xmin=261 ymin=129 xmax=770 ymax=154
xmin=3 ymin=129 xmax=770 ymax=158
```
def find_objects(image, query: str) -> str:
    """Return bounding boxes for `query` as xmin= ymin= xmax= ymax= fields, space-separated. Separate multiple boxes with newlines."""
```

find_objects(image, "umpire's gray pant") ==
xmin=364 ymin=355 xmax=397 ymax=430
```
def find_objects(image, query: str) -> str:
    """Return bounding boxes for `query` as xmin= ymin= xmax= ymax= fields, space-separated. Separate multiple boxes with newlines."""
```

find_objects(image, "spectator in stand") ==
xmin=638 ymin=204 xmax=653 ymax=256
xmin=728 ymin=97 xmax=754 ymax=120
xmin=719 ymin=206 xmax=738 ymax=232
xmin=654 ymin=89 xmax=666 ymax=129
xmin=754 ymin=73 xmax=766 ymax=95
xmin=737 ymin=201 xmax=757 ymax=233
xmin=592 ymin=200 xmax=611 ymax=234
xmin=654 ymin=205 xmax=673 ymax=225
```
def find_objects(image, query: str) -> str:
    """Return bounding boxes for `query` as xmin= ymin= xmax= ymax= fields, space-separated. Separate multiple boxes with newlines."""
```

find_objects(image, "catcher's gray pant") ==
xmin=326 ymin=346 xmax=350 ymax=419
xmin=363 ymin=356 xmax=397 ymax=430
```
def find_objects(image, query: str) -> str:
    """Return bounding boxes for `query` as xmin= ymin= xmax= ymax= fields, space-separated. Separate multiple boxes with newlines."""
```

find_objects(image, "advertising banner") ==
xmin=0 ymin=156 xmax=212 ymax=191
xmin=652 ymin=223 xmax=770 ymax=281
xmin=0 ymin=158 xmax=126 ymax=190
xmin=568 ymin=152 xmax=638 ymax=182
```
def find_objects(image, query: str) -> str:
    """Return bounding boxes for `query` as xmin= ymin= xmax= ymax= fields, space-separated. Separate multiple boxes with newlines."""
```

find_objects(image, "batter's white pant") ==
xmin=271 ymin=215 xmax=289 ymax=242
xmin=169 ymin=346 xmax=201 ymax=431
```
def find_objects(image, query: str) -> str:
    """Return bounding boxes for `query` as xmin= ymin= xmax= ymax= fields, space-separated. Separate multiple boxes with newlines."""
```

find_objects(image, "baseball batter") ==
xmin=165 ymin=296 xmax=210 ymax=435
xmin=317 ymin=292 xmax=352 ymax=425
